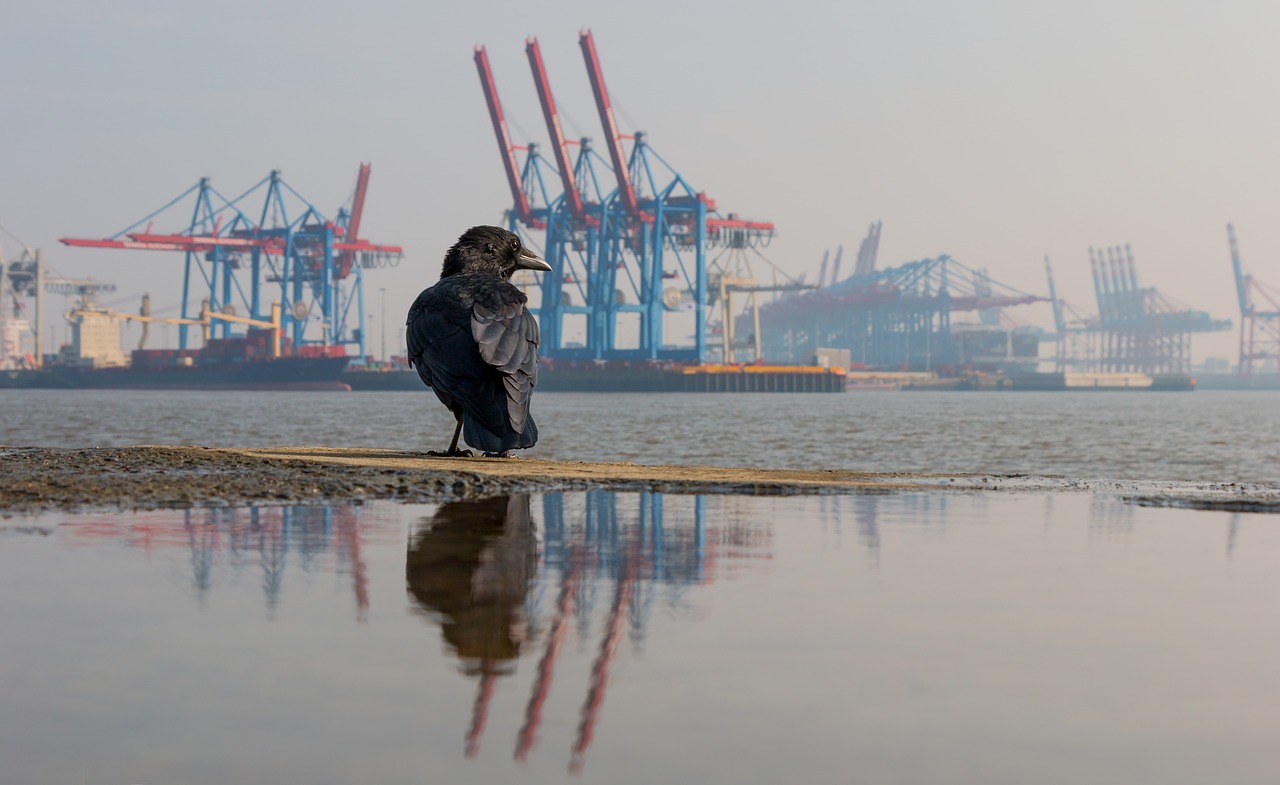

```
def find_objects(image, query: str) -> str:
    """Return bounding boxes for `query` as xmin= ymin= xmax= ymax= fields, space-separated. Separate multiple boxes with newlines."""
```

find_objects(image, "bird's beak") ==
xmin=516 ymin=248 xmax=552 ymax=272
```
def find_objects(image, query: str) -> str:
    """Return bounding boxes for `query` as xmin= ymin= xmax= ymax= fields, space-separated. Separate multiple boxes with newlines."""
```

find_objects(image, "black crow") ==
xmin=406 ymin=226 xmax=551 ymax=456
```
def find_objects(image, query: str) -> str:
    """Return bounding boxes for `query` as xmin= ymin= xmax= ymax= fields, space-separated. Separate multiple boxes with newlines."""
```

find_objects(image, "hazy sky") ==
xmin=4 ymin=0 xmax=1278 ymax=360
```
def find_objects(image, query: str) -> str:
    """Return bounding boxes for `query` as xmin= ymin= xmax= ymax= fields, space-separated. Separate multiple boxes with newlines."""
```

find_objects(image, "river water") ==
xmin=2 ymin=388 xmax=1277 ymax=482
xmin=2 ymin=491 xmax=1276 ymax=785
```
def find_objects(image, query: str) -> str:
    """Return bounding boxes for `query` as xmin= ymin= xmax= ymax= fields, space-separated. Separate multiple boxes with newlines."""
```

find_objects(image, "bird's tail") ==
xmin=463 ymin=412 xmax=538 ymax=453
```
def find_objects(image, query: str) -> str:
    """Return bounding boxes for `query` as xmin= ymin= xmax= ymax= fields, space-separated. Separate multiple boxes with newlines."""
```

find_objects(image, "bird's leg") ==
xmin=447 ymin=415 xmax=463 ymax=453
xmin=428 ymin=414 xmax=473 ymax=457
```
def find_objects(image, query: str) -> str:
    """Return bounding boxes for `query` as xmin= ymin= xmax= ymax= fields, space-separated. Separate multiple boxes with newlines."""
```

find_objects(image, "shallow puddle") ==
xmin=1 ymin=492 xmax=1276 ymax=784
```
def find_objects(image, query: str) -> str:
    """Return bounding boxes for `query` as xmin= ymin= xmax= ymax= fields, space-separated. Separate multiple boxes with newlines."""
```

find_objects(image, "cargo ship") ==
xmin=0 ymin=312 xmax=351 ymax=392
xmin=340 ymin=359 xmax=420 ymax=391
xmin=1 ymin=357 xmax=350 ymax=391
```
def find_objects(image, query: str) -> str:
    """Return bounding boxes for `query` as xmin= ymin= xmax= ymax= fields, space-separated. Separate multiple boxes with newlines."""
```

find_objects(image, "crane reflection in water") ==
xmin=61 ymin=505 xmax=388 ymax=620
xmin=405 ymin=491 xmax=774 ymax=773
xmin=60 ymin=491 xmax=782 ymax=772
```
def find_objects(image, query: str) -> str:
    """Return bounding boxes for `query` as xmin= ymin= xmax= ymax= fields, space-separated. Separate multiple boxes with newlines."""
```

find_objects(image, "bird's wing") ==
xmin=407 ymin=279 xmax=539 ymax=435
xmin=471 ymin=295 xmax=540 ymax=434
xmin=406 ymin=284 xmax=490 ymax=416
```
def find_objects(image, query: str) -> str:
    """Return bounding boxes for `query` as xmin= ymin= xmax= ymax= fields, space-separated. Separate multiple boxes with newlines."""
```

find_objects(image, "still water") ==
xmin=2 ymin=388 xmax=1279 ymax=481
xmin=1 ymin=491 xmax=1276 ymax=784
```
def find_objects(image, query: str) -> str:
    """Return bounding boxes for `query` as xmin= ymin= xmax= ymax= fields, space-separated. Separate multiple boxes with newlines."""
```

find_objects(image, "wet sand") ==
xmin=1 ymin=445 xmax=1276 ymax=512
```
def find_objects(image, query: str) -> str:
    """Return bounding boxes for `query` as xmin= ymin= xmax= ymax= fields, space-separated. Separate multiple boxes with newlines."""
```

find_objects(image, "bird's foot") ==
xmin=427 ymin=448 xmax=474 ymax=458
xmin=483 ymin=450 xmax=514 ymax=458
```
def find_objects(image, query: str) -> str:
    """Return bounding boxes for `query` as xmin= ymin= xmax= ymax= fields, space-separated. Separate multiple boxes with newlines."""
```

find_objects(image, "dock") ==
xmin=673 ymin=365 xmax=846 ymax=393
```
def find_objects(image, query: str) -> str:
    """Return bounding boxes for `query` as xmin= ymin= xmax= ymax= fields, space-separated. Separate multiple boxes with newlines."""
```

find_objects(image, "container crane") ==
xmin=478 ymin=30 xmax=774 ymax=362
xmin=1227 ymin=223 xmax=1280 ymax=379
xmin=755 ymin=254 xmax=1047 ymax=370
xmin=60 ymin=166 xmax=401 ymax=357
xmin=1081 ymin=243 xmax=1230 ymax=373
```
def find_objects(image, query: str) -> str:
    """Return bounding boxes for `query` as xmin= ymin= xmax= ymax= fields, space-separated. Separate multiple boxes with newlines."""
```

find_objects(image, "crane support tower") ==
xmin=1227 ymin=224 xmax=1280 ymax=379
xmin=60 ymin=165 xmax=401 ymax=358
xmin=476 ymin=30 xmax=775 ymax=362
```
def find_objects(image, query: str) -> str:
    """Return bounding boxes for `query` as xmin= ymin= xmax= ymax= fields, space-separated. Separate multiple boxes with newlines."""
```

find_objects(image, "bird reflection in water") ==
xmin=405 ymin=494 xmax=538 ymax=757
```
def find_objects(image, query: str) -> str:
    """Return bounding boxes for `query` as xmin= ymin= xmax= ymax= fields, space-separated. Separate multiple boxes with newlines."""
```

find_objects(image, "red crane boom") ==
xmin=474 ymin=46 xmax=542 ymax=229
xmin=337 ymin=162 xmax=370 ymax=279
xmin=62 ymin=231 xmax=399 ymax=257
xmin=526 ymin=37 xmax=588 ymax=224
xmin=578 ymin=29 xmax=641 ymax=221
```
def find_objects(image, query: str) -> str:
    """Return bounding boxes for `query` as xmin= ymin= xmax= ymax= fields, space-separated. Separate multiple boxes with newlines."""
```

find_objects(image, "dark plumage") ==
xmin=406 ymin=226 xmax=551 ymax=456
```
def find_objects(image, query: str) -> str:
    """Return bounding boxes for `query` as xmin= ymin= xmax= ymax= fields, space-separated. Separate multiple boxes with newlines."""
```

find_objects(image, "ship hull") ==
xmin=0 ymin=369 xmax=73 ymax=389
xmin=0 ymin=357 xmax=351 ymax=391
xmin=341 ymin=368 xmax=422 ymax=391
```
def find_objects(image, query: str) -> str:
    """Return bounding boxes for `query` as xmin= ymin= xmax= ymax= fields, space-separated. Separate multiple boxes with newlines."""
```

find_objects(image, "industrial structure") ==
xmin=748 ymin=226 xmax=1046 ymax=373
xmin=59 ymin=165 xmax=401 ymax=359
xmin=1226 ymin=224 xmax=1280 ymax=379
xmin=476 ymin=33 xmax=1080 ymax=376
xmin=1 ymin=239 xmax=353 ymax=389
xmin=1045 ymin=244 xmax=1231 ymax=374
xmin=476 ymin=30 xmax=775 ymax=362
xmin=0 ymin=242 xmax=116 ymax=368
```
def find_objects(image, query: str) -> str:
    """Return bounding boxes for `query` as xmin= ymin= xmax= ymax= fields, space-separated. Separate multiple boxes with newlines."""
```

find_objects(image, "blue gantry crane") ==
xmin=753 ymin=249 xmax=1046 ymax=371
xmin=1040 ymin=245 xmax=1231 ymax=374
xmin=1086 ymin=244 xmax=1231 ymax=373
xmin=60 ymin=165 xmax=401 ymax=357
xmin=475 ymin=30 xmax=774 ymax=362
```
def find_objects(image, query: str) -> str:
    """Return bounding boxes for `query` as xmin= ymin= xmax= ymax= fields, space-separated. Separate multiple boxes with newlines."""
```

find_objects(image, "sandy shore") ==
xmin=1 ymin=445 xmax=1276 ymax=513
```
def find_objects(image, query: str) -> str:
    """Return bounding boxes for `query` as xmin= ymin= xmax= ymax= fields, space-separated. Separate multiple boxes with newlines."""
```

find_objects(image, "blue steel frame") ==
xmin=755 ymin=256 xmax=980 ymax=369
xmin=99 ymin=171 xmax=376 ymax=355
xmin=489 ymin=33 xmax=773 ymax=363
xmin=510 ymin=133 xmax=756 ymax=363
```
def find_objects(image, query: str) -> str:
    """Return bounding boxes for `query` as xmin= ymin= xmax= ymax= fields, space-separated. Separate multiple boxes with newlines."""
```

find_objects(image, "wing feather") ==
xmin=471 ymin=293 xmax=539 ymax=434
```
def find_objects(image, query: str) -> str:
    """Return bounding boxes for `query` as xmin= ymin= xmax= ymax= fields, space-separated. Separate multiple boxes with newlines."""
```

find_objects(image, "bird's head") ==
xmin=440 ymin=225 xmax=551 ymax=280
